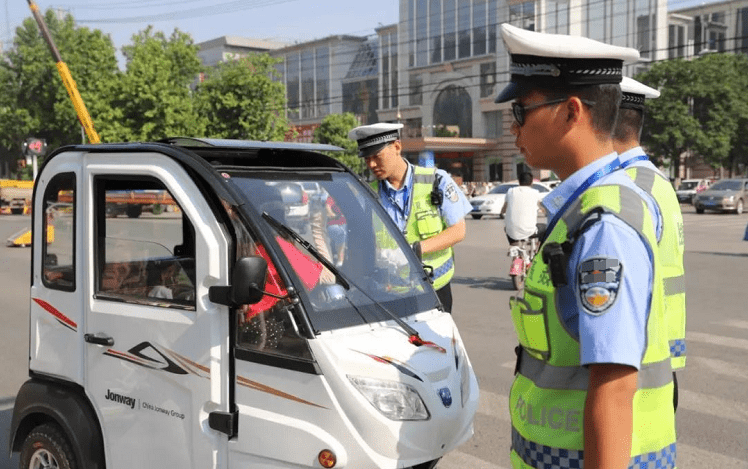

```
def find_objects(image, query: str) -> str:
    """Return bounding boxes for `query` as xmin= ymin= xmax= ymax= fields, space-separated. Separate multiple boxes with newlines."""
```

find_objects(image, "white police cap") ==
xmin=495 ymin=24 xmax=641 ymax=103
xmin=348 ymin=123 xmax=404 ymax=158
xmin=620 ymin=76 xmax=660 ymax=111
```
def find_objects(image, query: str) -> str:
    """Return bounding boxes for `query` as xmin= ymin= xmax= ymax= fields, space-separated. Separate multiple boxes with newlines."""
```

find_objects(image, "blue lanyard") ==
xmin=619 ymin=154 xmax=648 ymax=170
xmin=543 ymin=158 xmax=621 ymax=241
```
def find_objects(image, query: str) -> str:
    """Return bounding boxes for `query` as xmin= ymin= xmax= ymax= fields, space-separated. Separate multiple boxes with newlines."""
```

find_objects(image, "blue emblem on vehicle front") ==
xmin=438 ymin=387 xmax=452 ymax=408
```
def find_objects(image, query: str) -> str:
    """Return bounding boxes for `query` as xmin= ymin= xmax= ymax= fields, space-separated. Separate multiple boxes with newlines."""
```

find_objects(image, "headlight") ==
xmin=725 ymin=195 xmax=735 ymax=202
xmin=348 ymin=376 xmax=430 ymax=420
xmin=454 ymin=341 xmax=471 ymax=408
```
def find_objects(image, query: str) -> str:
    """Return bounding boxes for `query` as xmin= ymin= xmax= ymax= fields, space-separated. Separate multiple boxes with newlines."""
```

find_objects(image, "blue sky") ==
xmin=0 ymin=0 xmax=728 ymax=62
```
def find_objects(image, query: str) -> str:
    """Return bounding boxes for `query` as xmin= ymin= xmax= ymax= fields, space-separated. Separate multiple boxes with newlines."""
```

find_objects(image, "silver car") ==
xmin=693 ymin=178 xmax=748 ymax=214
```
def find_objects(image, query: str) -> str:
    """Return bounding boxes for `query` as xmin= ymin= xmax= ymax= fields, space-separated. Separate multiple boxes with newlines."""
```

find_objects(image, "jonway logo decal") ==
xmin=33 ymin=298 xmax=77 ymax=332
xmin=103 ymin=342 xmax=327 ymax=409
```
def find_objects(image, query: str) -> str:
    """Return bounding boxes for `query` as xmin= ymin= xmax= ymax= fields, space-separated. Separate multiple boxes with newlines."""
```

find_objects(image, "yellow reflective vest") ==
xmin=509 ymin=184 xmax=676 ymax=468
xmin=371 ymin=166 xmax=455 ymax=290
xmin=625 ymin=165 xmax=687 ymax=370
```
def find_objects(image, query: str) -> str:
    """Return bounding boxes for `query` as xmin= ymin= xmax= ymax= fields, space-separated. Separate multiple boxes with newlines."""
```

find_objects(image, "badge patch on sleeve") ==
xmin=445 ymin=182 xmax=459 ymax=203
xmin=578 ymin=257 xmax=622 ymax=315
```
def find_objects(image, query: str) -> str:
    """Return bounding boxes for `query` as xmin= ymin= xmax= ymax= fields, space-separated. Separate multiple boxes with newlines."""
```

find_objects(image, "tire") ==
xmin=471 ymin=214 xmax=483 ymax=220
xmin=126 ymin=204 xmax=143 ymax=218
xmin=695 ymin=206 xmax=704 ymax=214
xmin=20 ymin=423 xmax=77 ymax=469
xmin=736 ymin=199 xmax=744 ymax=215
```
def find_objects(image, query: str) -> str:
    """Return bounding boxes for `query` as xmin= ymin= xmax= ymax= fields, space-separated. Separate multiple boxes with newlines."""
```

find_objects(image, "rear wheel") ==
xmin=126 ymin=204 xmax=143 ymax=218
xmin=512 ymin=274 xmax=525 ymax=291
xmin=695 ymin=206 xmax=705 ymax=214
xmin=20 ymin=423 xmax=77 ymax=469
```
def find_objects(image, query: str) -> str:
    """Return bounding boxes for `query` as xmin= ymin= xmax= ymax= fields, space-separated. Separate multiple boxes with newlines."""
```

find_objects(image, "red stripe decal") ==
xmin=33 ymin=298 xmax=77 ymax=330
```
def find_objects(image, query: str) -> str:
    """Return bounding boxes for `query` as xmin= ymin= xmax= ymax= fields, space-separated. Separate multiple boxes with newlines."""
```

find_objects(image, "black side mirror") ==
xmin=209 ymin=256 xmax=268 ymax=306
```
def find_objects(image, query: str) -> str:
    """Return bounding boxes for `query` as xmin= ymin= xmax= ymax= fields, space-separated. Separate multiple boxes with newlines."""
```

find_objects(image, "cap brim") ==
xmin=495 ymin=81 xmax=533 ymax=103
xmin=359 ymin=141 xmax=392 ymax=158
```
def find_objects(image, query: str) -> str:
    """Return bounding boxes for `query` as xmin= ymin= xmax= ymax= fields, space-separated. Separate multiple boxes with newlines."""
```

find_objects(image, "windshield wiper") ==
xmin=262 ymin=212 xmax=445 ymax=353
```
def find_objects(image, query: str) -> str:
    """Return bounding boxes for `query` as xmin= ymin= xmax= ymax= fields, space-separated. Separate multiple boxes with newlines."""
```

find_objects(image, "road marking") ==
xmin=716 ymin=319 xmax=748 ymax=330
xmin=477 ymin=389 xmax=510 ymax=423
xmin=689 ymin=356 xmax=748 ymax=382
xmin=687 ymin=331 xmax=748 ymax=352
xmin=678 ymin=443 xmax=748 ymax=468
xmin=500 ymin=360 xmax=514 ymax=369
xmin=680 ymin=389 xmax=748 ymax=423
xmin=440 ymin=449 xmax=509 ymax=469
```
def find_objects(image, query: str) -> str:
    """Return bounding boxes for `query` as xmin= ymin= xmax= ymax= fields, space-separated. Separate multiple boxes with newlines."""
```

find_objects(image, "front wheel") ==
xmin=511 ymin=274 xmax=525 ymax=290
xmin=736 ymin=199 xmax=744 ymax=215
xmin=20 ymin=423 xmax=77 ymax=469
xmin=695 ymin=206 xmax=705 ymax=214
xmin=471 ymin=214 xmax=483 ymax=220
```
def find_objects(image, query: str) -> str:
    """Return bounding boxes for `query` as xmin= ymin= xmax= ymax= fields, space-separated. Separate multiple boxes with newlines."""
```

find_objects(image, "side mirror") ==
xmin=208 ymin=256 xmax=268 ymax=306
xmin=231 ymin=256 xmax=269 ymax=305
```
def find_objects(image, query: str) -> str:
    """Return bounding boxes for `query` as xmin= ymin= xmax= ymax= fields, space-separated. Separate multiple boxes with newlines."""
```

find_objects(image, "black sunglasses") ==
xmin=511 ymin=98 xmax=596 ymax=126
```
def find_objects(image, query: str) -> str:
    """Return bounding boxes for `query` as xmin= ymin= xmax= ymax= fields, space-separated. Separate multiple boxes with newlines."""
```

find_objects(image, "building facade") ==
xmin=200 ymin=0 xmax=668 ymax=182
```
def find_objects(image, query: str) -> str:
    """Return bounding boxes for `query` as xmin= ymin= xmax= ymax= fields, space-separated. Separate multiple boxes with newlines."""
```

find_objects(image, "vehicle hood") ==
xmin=470 ymin=194 xmax=503 ymax=203
xmin=699 ymin=190 xmax=738 ymax=198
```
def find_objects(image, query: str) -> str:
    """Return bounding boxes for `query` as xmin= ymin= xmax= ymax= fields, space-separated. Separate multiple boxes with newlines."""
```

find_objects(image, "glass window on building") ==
xmin=483 ymin=110 xmax=502 ymax=139
xmin=417 ymin=0 xmax=429 ymax=66
xmin=430 ymin=0 xmax=442 ymax=64
xmin=669 ymin=24 xmax=686 ymax=59
xmin=316 ymin=46 xmax=330 ymax=117
xmin=410 ymin=74 xmax=423 ymax=106
xmin=382 ymin=35 xmax=390 ymax=109
xmin=433 ymin=85 xmax=472 ymax=138
xmin=740 ymin=8 xmax=748 ymax=53
xmin=611 ymin=0 xmax=627 ymax=48
xmin=635 ymin=0 xmax=655 ymax=59
xmin=509 ymin=1 xmax=535 ymax=31
xmin=404 ymin=117 xmax=423 ymax=138
xmin=586 ymin=0 xmax=606 ymax=42
xmin=458 ymin=0 xmax=471 ymax=58
xmin=488 ymin=0 xmax=498 ymax=53
xmin=409 ymin=0 xmax=416 ymax=67
xmin=444 ymin=0 xmax=457 ymax=61
xmin=480 ymin=61 xmax=496 ymax=98
xmin=286 ymin=53 xmax=300 ymax=120
xmin=546 ymin=1 xmax=570 ymax=35
xmin=473 ymin=0 xmax=487 ymax=56
xmin=391 ymin=33 xmax=399 ymax=108
xmin=301 ymin=50 xmax=315 ymax=119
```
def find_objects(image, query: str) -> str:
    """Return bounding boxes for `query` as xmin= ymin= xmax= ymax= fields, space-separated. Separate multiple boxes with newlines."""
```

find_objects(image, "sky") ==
xmin=0 ymin=0 xmax=730 ymax=64
xmin=1 ymin=0 xmax=400 ymax=62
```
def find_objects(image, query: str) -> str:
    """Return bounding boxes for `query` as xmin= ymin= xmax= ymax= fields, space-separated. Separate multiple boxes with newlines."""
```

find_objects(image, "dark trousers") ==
xmin=436 ymin=282 xmax=453 ymax=314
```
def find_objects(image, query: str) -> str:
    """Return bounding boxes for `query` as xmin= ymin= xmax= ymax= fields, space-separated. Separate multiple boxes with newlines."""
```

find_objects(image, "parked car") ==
xmin=675 ymin=178 xmax=711 ymax=204
xmin=469 ymin=181 xmax=551 ymax=219
xmin=693 ymin=178 xmax=748 ymax=214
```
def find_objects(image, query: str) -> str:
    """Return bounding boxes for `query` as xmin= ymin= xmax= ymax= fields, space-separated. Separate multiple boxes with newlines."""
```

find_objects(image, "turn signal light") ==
xmin=318 ymin=449 xmax=336 ymax=468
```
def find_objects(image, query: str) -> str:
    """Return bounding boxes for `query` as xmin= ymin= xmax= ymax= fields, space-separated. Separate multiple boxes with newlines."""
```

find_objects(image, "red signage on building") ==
xmin=285 ymin=124 xmax=320 ymax=143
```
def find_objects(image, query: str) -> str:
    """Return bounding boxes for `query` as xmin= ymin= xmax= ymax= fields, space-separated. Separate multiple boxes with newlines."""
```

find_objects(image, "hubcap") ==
xmin=30 ymin=448 xmax=59 ymax=469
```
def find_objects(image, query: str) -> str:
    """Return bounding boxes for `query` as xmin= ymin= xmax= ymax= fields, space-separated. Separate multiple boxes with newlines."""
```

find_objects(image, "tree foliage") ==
xmin=313 ymin=113 xmax=363 ymax=174
xmin=638 ymin=53 xmax=748 ymax=177
xmin=195 ymin=54 xmax=289 ymax=141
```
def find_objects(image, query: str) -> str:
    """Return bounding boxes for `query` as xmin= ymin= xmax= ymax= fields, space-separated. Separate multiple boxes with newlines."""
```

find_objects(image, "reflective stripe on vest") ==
xmin=509 ymin=184 xmax=676 ymax=468
xmin=627 ymin=166 xmax=687 ymax=370
xmin=511 ymin=428 xmax=677 ymax=469
xmin=371 ymin=167 xmax=454 ymax=290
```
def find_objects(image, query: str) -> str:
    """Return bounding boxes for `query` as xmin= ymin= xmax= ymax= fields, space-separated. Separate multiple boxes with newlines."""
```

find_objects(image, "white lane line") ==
xmin=678 ymin=443 xmax=748 ymax=468
xmin=687 ymin=331 xmax=748 ymax=352
xmin=716 ymin=319 xmax=748 ymax=330
xmin=680 ymin=389 xmax=748 ymax=423
xmin=689 ymin=356 xmax=748 ymax=382
xmin=440 ymin=450 xmax=509 ymax=469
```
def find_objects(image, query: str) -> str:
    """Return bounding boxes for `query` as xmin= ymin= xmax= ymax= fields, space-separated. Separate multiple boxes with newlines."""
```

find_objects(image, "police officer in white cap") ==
xmin=614 ymin=76 xmax=687 ymax=414
xmin=496 ymin=24 xmax=677 ymax=469
xmin=348 ymin=122 xmax=471 ymax=313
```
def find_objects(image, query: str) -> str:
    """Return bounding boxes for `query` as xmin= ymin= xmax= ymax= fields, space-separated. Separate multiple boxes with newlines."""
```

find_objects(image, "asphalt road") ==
xmin=1 ymin=206 xmax=747 ymax=468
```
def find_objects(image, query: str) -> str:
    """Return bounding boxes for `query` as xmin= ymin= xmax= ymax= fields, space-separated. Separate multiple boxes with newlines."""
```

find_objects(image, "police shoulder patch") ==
xmin=445 ymin=182 xmax=459 ymax=203
xmin=577 ymin=257 xmax=622 ymax=315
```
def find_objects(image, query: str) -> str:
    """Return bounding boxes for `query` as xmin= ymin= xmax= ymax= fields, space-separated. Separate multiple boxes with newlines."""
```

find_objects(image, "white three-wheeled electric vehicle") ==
xmin=9 ymin=138 xmax=479 ymax=469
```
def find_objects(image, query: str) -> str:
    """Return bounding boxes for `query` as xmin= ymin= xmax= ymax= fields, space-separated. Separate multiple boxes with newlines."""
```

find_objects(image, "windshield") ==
xmin=227 ymin=171 xmax=438 ymax=332
xmin=678 ymin=181 xmax=698 ymax=190
xmin=489 ymin=184 xmax=516 ymax=195
xmin=709 ymin=180 xmax=743 ymax=191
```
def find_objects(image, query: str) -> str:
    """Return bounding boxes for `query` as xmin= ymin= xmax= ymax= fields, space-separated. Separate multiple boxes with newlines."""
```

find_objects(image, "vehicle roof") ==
xmin=159 ymin=137 xmax=343 ymax=153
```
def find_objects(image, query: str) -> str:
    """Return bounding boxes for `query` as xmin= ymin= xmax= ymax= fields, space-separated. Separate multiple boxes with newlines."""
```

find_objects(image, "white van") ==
xmin=9 ymin=138 xmax=478 ymax=469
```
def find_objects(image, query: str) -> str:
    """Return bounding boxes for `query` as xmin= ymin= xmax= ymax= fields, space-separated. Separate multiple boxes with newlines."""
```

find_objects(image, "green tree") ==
xmin=0 ymin=9 xmax=118 ymax=166
xmin=313 ymin=113 xmax=363 ymax=174
xmin=195 ymin=54 xmax=289 ymax=141
xmin=108 ymin=27 xmax=205 ymax=142
xmin=638 ymin=53 xmax=748 ymax=178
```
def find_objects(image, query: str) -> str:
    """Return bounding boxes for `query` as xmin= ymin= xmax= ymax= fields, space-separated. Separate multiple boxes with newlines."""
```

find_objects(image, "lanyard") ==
xmin=543 ymin=158 xmax=621 ymax=242
xmin=619 ymin=154 xmax=648 ymax=170
xmin=383 ymin=182 xmax=409 ymax=222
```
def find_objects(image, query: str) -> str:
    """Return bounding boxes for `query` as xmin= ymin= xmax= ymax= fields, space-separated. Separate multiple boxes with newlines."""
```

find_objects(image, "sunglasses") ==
xmin=511 ymin=98 xmax=596 ymax=126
